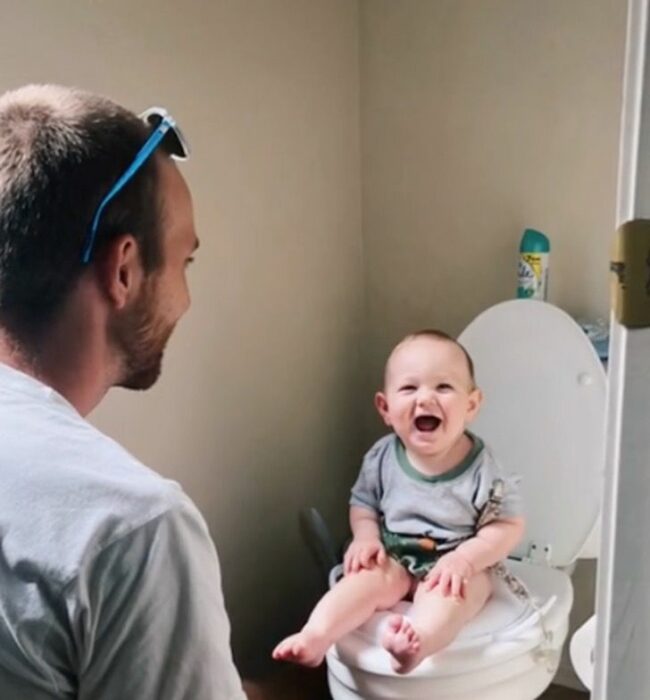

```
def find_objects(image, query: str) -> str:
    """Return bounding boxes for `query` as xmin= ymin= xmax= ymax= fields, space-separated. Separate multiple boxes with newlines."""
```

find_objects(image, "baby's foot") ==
xmin=381 ymin=614 xmax=423 ymax=674
xmin=272 ymin=629 xmax=330 ymax=667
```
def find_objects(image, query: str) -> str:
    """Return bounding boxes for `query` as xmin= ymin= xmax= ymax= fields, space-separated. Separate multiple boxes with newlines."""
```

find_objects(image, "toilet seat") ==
xmin=326 ymin=560 xmax=573 ymax=700
xmin=328 ymin=559 xmax=573 ymax=679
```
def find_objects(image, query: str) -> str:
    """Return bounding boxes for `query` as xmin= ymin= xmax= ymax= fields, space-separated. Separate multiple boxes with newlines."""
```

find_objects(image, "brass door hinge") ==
xmin=611 ymin=219 xmax=650 ymax=327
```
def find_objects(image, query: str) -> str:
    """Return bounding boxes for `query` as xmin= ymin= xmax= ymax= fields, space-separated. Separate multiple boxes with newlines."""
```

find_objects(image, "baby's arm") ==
xmin=425 ymin=517 xmax=525 ymax=597
xmin=455 ymin=516 xmax=525 ymax=573
xmin=343 ymin=506 xmax=386 ymax=574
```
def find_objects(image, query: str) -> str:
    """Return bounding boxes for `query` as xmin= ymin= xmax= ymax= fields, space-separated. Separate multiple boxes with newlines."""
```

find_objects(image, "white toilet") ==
xmin=326 ymin=300 xmax=606 ymax=700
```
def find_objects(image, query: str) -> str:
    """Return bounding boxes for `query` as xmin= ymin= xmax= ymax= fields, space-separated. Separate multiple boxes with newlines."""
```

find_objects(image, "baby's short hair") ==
xmin=397 ymin=329 xmax=476 ymax=388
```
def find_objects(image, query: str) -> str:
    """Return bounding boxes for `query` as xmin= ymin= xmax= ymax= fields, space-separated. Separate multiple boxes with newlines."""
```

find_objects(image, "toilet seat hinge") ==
xmin=523 ymin=542 xmax=553 ymax=566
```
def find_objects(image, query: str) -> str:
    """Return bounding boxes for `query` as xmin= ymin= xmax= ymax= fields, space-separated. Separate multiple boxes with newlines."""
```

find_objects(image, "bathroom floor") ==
xmin=253 ymin=666 xmax=588 ymax=699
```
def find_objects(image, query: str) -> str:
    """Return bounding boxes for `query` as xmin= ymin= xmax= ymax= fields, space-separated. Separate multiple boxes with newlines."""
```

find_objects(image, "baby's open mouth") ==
xmin=414 ymin=415 xmax=441 ymax=432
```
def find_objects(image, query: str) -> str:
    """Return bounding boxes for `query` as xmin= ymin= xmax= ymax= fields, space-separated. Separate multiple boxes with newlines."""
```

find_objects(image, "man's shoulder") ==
xmin=78 ymin=421 xmax=185 ymax=513
xmin=0 ymin=392 xmax=191 ymax=587
xmin=37 ymin=408 xmax=185 ymax=522
xmin=79 ymin=430 xmax=189 ymax=536
xmin=50 ymin=421 xmax=192 ymax=570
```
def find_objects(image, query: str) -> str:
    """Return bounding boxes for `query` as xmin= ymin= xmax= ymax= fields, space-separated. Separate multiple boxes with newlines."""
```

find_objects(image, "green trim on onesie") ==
xmin=394 ymin=432 xmax=484 ymax=483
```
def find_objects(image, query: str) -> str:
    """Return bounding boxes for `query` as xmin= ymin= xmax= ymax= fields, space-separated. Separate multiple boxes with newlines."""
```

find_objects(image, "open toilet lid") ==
xmin=458 ymin=300 xmax=606 ymax=567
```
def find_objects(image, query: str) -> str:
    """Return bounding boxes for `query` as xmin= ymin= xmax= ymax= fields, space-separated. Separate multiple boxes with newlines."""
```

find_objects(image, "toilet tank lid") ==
xmin=458 ymin=300 xmax=606 ymax=567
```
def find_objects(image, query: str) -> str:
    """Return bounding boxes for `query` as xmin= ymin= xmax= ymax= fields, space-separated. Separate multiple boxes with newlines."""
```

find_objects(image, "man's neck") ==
xmin=0 ymin=312 xmax=116 ymax=417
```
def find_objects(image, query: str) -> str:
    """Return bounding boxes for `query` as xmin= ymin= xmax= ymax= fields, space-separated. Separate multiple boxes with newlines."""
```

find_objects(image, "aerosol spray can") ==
xmin=517 ymin=228 xmax=550 ymax=300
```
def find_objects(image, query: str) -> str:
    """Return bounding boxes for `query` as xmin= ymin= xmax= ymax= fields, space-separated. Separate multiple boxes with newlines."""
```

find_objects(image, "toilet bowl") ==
xmin=326 ymin=300 xmax=606 ymax=700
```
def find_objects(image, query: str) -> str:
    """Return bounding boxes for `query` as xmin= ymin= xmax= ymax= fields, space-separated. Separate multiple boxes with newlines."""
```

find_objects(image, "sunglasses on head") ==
xmin=80 ymin=106 xmax=190 ymax=264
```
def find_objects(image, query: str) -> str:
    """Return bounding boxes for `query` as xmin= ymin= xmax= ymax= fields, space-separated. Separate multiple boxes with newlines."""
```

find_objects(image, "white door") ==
xmin=593 ymin=0 xmax=650 ymax=697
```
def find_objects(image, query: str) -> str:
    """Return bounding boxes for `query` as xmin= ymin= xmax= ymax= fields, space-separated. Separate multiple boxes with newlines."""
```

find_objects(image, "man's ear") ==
xmin=97 ymin=234 xmax=142 ymax=309
xmin=374 ymin=391 xmax=392 ymax=427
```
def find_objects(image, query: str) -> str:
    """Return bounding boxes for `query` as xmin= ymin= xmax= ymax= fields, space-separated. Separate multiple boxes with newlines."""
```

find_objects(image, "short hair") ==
xmin=394 ymin=329 xmax=476 ymax=387
xmin=0 ymin=84 xmax=170 ymax=345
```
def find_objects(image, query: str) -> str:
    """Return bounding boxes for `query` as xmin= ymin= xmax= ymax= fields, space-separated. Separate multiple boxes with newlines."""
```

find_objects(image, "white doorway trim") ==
xmin=593 ymin=1 xmax=650 ymax=697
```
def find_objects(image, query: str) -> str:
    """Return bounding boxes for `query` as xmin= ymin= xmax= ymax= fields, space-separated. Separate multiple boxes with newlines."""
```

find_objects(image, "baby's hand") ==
xmin=423 ymin=551 xmax=474 ymax=598
xmin=344 ymin=538 xmax=386 ymax=574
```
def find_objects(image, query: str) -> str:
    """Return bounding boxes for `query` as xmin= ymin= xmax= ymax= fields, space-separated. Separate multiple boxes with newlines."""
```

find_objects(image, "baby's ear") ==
xmin=466 ymin=387 xmax=483 ymax=422
xmin=374 ymin=392 xmax=392 ymax=426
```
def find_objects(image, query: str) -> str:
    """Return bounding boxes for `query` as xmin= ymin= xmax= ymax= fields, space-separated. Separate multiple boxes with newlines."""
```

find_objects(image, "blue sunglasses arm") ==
xmin=81 ymin=119 xmax=172 ymax=264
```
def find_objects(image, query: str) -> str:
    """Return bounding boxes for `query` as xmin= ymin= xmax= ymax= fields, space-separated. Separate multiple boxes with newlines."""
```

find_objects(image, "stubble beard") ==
xmin=111 ymin=278 xmax=175 ymax=391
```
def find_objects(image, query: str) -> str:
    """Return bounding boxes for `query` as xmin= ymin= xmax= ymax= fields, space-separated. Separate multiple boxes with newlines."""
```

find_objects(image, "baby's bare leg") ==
xmin=273 ymin=557 xmax=411 ymax=667
xmin=382 ymin=570 xmax=492 ymax=674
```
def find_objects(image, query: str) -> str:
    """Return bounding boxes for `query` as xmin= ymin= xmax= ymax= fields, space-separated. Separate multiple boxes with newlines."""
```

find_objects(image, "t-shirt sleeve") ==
xmin=349 ymin=441 xmax=384 ymax=513
xmin=70 ymin=494 xmax=246 ymax=700
xmin=472 ymin=450 xmax=524 ymax=521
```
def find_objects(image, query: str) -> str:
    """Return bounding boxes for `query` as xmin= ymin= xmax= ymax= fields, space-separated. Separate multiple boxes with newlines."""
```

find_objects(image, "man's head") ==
xmin=375 ymin=330 xmax=482 ymax=459
xmin=109 ymin=157 xmax=198 ymax=390
xmin=0 ymin=84 xmax=198 ymax=389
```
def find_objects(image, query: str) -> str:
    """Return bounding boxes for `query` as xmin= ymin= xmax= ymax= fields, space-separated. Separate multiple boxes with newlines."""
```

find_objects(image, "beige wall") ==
xmin=360 ymin=0 xmax=626 ymax=407
xmin=0 ymin=0 xmax=363 ymax=674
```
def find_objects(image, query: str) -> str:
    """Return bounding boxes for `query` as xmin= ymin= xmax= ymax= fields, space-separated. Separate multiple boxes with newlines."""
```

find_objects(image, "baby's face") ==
xmin=376 ymin=336 xmax=481 ymax=459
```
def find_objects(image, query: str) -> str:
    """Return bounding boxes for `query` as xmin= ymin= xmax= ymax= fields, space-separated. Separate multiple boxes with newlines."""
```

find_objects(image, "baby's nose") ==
xmin=416 ymin=388 xmax=437 ymax=405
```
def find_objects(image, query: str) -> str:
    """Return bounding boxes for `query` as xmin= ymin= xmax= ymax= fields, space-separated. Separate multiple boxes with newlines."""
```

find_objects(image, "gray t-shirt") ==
xmin=350 ymin=433 xmax=523 ymax=552
xmin=0 ymin=363 xmax=245 ymax=700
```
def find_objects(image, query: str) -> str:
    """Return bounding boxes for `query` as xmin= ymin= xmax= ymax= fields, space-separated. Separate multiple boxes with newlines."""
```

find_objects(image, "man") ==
xmin=0 ymin=84 xmax=248 ymax=699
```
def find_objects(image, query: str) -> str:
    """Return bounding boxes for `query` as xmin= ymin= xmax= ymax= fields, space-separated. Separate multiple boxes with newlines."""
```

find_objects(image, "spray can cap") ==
xmin=520 ymin=228 xmax=550 ymax=253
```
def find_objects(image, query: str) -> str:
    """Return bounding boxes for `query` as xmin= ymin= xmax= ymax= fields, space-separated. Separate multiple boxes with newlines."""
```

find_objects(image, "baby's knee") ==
xmin=470 ymin=570 xmax=493 ymax=598
xmin=351 ymin=558 xmax=410 ymax=592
